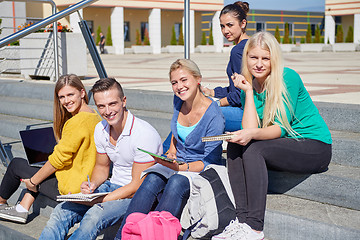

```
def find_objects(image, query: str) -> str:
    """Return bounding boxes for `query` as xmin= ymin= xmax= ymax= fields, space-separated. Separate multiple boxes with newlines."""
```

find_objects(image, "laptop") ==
xmin=19 ymin=127 xmax=57 ymax=167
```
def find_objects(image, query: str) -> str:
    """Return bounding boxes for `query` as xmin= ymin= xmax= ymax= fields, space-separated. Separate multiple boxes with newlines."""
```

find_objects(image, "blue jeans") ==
xmin=114 ymin=173 xmax=190 ymax=240
xmin=39 ymin=180 xmax=131 ymax=240
xmin=221 ymin=106 xmax=243 ymax=132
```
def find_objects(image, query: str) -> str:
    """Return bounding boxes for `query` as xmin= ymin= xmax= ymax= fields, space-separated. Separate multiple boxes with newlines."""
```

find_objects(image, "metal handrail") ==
xmin=0 ymin=0 xmax=99 ymax=47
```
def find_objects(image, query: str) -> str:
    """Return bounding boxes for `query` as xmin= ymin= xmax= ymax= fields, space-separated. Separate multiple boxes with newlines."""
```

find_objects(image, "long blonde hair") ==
xmin=53 ymin=74 xmax=88 ymax=141
xmin=241 ymin=31 xmax=297 ymax=137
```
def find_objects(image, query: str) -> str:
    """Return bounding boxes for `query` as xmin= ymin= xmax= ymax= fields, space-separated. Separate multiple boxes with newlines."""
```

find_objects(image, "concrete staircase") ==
xmin=0 ymin=79 xmax=359 ymax=239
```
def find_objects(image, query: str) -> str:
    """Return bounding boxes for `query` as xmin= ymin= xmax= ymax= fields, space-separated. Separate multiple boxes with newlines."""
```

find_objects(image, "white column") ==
xmin=70 ymin=9 xmax=83 ymax=33
xmin=324 ymin=15 xmax=335 ymax=44
xmin=111 ymin=7 xmax=124 ymax=55
xmin=190 ymin=10 xmax=195 ymax=53
xmin=149 ymin=8 xmax=161 ymax=54
xmin=212 ymin=11 xmax=223 ymax=53
xmin=354 ymin=14 xmax=360 ymax=44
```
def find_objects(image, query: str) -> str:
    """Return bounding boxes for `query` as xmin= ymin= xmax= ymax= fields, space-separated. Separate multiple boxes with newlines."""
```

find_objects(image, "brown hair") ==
xmin=90 ymin=78 xmax=124 ymax=99
xmin=220 ymin=1 xmax=249 ymax=29
xmin=53 ymin=74 xmax=88 ymax=141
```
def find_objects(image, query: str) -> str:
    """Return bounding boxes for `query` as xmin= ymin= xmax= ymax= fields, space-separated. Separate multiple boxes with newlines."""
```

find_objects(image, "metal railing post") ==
xmin=50 ymin=1 xmax=59 ymax=81
xmin=184 ymin=0 xmax=190 ymax=59
xmin=3 ymin=0 xmax=60 ymax=81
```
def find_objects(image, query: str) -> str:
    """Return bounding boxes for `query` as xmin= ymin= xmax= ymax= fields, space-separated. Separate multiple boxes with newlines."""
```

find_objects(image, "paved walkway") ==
xmin=84 ymin=51 xmax=360 ymax=105
xmin=2 ymin=51 xmax=360 ymax=105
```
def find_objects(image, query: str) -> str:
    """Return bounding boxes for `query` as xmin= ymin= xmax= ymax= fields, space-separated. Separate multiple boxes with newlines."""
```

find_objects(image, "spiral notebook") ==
xmin=56 ymin=192 xmax=109 ymax=202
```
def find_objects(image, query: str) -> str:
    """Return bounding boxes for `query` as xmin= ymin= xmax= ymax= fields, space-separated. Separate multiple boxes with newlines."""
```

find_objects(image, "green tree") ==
xmin=283 ymin=23 xmax=290 ymax=44
xmin=96 ymin=26 xmax=102 ymax=45
xmin=135 ymin=29 xmax=142 ymax=45
xmin=178 ymin=24 xmax=184 ymax=45
xmin=306 ymin=24 xmax=312 ymax=43
xmin=106 ymin=26 xmax=112 ymax=46
xmin=293 ymin=36 xmax=296 ymax=44
xmin=314 ymin=25 xmax=321 ymax=43
xmin=336 ymin=25 xmax=344 ymax=43
xmin=201 ymin=31 xmax=207 ymax=45
xmin=274 ymin=25 xmax=280 ymax=43
xmin=0 ymin=19 xmax=2 ymax=35
xmin=208 ymin=27 xmax=214 ymax=45
xmin=345 ymin=26 xmax=353 ymax=43
xmin=301 ymin=37 xmax=305 ymax=44
xmin=143 ymin=28 xmax=150 ymax=45
xmin=170 ymin=25 xmax=177 ymax=45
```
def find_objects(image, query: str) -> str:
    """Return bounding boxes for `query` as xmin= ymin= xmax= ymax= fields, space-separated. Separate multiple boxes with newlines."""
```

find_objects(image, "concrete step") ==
xmin=265 ymin=194 xmax=360 ymax=240
xmin=268 ymin=163 xmax=360 ymax=211
xmin=0 ymin=113 xmax=52 ymax=140
xmin=331 ymin=130 xmax=360 ymax=168
xmin=1 ymin=79 xmax=359 ymax=133
xmin=0 ymin=95 xmax=53 ymax=122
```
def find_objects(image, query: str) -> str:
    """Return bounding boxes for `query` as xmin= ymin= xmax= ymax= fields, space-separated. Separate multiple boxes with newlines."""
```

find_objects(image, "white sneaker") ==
xmin=238 ymin=223 xmax=264 ymax=240
xmin=212 ymin=218 xmax=242 ymax=240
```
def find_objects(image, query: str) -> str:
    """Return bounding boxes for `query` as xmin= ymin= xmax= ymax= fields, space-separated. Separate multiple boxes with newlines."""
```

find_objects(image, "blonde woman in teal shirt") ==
xmin=212 ymin=32 xmax=332 ymax=240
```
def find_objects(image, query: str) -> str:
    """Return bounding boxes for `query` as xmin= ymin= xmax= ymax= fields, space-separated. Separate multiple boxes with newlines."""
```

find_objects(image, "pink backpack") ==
xmin=122 ymin=211 xmax=182 ymax=240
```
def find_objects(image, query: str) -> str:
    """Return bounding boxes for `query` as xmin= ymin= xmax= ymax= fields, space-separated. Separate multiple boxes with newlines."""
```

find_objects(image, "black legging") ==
xmin=227 ymin=138 xmax=331 ymax=231
xmin=0 ymin=158 xmax=59 ymax=201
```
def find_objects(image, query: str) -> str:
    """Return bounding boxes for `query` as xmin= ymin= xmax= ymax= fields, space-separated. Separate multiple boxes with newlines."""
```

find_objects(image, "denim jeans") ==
xmin=220 ymin=106 xmax=243 ymax=132
xmin=114 ymin=173 xmax=190 ymax=240
xmin=39 ymin=180 xmax=131 ymax=240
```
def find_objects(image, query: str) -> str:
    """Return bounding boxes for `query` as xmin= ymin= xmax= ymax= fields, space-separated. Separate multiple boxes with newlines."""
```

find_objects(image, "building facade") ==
xmin=201 ymin=9 xmax=325 ymax=44
xmin=324 ymin=0 xmax=360 ymax=44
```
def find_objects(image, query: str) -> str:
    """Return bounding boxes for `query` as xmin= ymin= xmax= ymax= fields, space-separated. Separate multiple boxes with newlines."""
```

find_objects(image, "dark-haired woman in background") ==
xmin=201 ymin=1 xmax=249 ymax=131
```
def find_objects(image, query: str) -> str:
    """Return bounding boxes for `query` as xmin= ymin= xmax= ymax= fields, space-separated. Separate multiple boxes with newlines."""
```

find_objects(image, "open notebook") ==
xmin=57 ymin=192 xmax=109 ymax=202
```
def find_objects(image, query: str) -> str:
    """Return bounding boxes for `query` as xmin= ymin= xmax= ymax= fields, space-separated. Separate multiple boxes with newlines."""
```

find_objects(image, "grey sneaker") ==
xmin=0 ymin=206 xmax=28 ymax=223
xmin=0 ymin=204 xmax=9 ymax=210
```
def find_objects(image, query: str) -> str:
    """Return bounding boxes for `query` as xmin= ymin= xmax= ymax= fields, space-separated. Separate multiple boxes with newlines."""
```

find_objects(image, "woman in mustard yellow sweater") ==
xmin=0 ymin=74 xmax=101 ymax=223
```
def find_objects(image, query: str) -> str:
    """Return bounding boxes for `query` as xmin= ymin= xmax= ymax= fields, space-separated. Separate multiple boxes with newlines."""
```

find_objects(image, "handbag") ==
xmin=122 ymin=211 xmax=182 ymax=240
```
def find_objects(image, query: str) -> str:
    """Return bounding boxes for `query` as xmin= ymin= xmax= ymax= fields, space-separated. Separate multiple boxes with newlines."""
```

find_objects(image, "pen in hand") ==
xmin=87 ymin=175 xmax=92 ymax=193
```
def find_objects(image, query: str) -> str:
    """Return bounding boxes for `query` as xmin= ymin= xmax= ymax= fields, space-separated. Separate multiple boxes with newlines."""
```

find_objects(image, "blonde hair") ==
xmin=53 ymin=74 xmax=88 ymax=141
xmin=241 ymin=31 xmax=297 ymax=137
xmin=169 ymin=59 xmax=202 ymax=80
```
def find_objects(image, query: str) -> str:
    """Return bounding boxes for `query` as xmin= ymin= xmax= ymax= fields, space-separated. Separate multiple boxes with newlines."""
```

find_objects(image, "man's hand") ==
xmin=80 ymin=181 xmax=97 ymax=194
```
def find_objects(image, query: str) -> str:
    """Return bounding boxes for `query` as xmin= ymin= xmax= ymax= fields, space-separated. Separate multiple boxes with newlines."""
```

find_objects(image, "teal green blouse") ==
xmin=240 ymin=67 xmax=332 ymax=144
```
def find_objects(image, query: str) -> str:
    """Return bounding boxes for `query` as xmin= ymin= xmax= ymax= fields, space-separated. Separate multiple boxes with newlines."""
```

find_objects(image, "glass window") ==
xmin=86 ymin=20 xmax=94 ymax=34
xmin=311 ymin=24 xmax=316 ymax=36
xmin=141 ymin=22 xmax=149 ymax=41
xmin=124 ymin=21 xmax=130 ymax=41
xmin=256 ymin=22 xmax=266 ymax=32
xmin=174 ymin=23 xmax=181 ymax=40
xmin=284 ymin=23 xmax=293 ymax=37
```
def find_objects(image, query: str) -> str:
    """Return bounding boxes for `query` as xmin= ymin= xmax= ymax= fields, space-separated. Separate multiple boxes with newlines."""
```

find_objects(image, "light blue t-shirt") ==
xmin=177 ymin=121 xmax=199 ymax=143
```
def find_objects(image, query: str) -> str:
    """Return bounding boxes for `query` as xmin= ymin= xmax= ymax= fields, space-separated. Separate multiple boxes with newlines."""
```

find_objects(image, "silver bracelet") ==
xmin=216 ymin=100 xmax=221 ymax=107
xmin=185 ymin=162 xmax=190 ymax=172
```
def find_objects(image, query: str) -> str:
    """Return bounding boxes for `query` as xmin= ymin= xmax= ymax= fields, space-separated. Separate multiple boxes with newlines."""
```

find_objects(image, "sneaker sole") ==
xmin=0 ymin=213 xmax=27 ymax=223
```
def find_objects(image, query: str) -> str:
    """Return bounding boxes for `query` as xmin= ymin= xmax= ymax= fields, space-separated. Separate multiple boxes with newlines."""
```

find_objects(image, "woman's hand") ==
xmin=166 ymin=151 xmax=177 ymax=160
xmin=231 ymin=73 xmax=252 ymax=92
xmin=21 ymin=178 xmax=38 ymax=192
xmin=227 ymin=128 xmax=257 ymax=146
xmin=200 ymin=85 xmax=214 ymax=97
xmin=155 ymin=157 xmax=180 ymax=171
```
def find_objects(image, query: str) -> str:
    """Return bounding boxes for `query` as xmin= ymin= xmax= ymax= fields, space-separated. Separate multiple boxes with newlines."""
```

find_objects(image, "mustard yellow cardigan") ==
xmin=48 ymin=111 xmax=101 ymax=195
